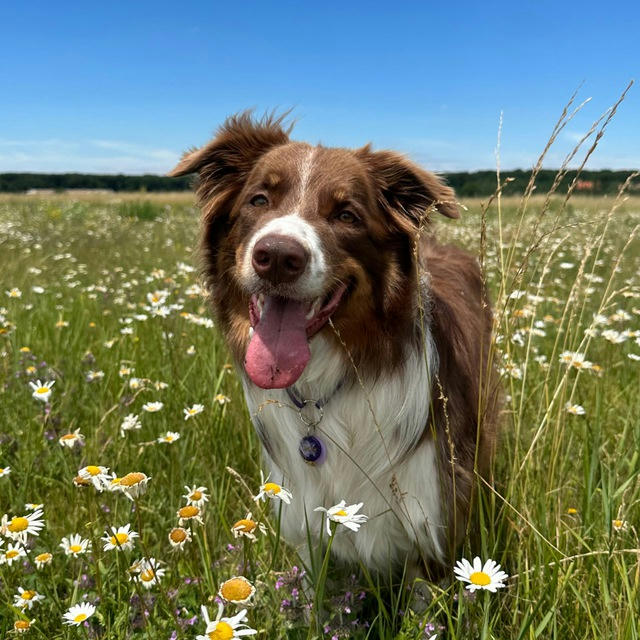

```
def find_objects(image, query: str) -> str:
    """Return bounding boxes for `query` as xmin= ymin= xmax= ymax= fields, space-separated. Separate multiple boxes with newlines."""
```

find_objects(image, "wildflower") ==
xmin=1 ymin=509 xmax=45 ymax=543
xmin=102 ymin=524 xmax=139 ymax=551
xmin=628 ymin=353 xmax=640 ymax=361
xmin=14 ymin=587 xmax=45 ymax=610
xmin=183 ymin=485 xmax=209 ymax=508
xmin=612 ymin=518 xmax=627 ymax=532
xmin=158 ymin=431 xmax=180 ymax=444
xmin=78 ymin=465 xmax=110 ymax=491
xmin=565 ymin=403 xmax=586 ymax=416
xmin=59 ymin=429 xmax=85 ymax=448
xmin=231 ymin=512 xmax=267 ymax=542
xmin=106 ymin=475 xmax=123 ymax=492
xmin=314 ymin=500 xmax=368 ymax=536
xmin=218 ymin=576 xmax=256 ymax=606
xmin=73 ymin=475 xmax=92 ymax=488
xmin=186 ymin=345 xmax=196 ymax=355
xmin=168 ymin=527 xmax=192 ymax=550
xmin=183 ymin=403 xmax=205 ymax=420
xmin=0 ymin=466 xmax=11 ymax=478
xmin=55 ymin=320 xmax=69 ymax=328
xmin=120 ymin=413 xmax=142 ymax=437
xmin=147 ymin=290 xmax=169 ymax=306
xmin=13 ymin=619 xmax=35 ymax=633
xmin=29 ymin=379 xmax=55 ymax=402
xmin=566 ymin=507 xmax=578 ymax=515
xmin=214 ymin=394 xmax=231 ymax=405
xmin=6 ymin=288 xmax=22 ymax=298
xmin=118 ymin=365 xmax=133 ymax=377
xmin=86 ymin=369 xmax=105 ymax=382
xmin=34 ymin=551 xmax=53 ymax=568
xmin=253 ymin=472 xmax=292 ymax=504
xmin=63 ymin=602 xmax=96 ymax=626
xmin=142 ymin=401 xmax=163 ymax=413
xmin=154 ymin=380 xmax=169 ymax=390
xmin=197 ymin=603 xmax=257 ymax=639
xmin=177 ymin=505 xmax=204 ymax=526
xmin=129 ymin=377 xmax=143 ymax=390
xmin=0 ymin=542 xmax=27 ymax=566
xmin=118 ymin=472 xmax=151 ymax=500
xmin=130 ymin=557 xmax=166 ymax=589
xmin=60 ymin=534 xmax=92 ymax=557
xmin=25 ymin=503 xmax=43 ymax=511
xmin=453 ymin=557 xmax=508 ymax=593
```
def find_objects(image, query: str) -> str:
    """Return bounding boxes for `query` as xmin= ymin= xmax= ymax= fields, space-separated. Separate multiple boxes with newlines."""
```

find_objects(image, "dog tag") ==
xmin=299 ymin=435 xmax=325 ymax=464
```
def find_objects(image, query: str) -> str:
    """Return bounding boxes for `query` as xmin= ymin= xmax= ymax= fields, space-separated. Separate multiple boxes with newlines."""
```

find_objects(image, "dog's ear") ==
xmin=356 ymin=146 xmax=459 ymax=231
xmin=168 ymin=111 xmax=291 ymax=199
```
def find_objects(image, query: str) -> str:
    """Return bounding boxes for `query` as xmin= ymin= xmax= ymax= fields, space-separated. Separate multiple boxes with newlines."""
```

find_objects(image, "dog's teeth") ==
xmin=306 ymin=297 xmax=321 ymax=320
xmin=257 ymin=294 xmax=264 ymax=316
xmin=248 ymin=327 xmax=254 ymax=338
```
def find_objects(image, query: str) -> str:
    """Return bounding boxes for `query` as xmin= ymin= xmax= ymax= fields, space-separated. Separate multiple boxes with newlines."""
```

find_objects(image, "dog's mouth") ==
xmin=244 ymin=284 xmax=348 ymax=389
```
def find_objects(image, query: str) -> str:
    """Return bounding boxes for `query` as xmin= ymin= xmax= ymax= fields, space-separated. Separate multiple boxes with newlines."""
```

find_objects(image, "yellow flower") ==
xmin=218 ymin=576 xmax=256 ymax=605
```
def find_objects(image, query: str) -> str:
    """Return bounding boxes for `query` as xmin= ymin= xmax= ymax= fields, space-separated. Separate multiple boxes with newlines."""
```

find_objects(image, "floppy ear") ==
xmin=356 ymin=146 xmax=459 ymax=229
xmin=168 ymin=111 xmax=291 ymax=201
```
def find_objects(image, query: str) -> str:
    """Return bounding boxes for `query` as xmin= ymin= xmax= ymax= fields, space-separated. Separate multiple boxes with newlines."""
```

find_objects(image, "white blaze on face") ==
xmin=240 ymin=148 xmax=326 ymax=298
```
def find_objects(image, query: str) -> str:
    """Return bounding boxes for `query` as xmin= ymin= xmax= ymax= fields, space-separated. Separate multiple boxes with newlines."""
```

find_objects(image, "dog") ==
xmin=170 ymin=112 xmax=498 ymax=578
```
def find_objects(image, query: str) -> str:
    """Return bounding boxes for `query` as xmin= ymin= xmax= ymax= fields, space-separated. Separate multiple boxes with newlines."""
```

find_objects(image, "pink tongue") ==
xmin=245 ymin=296 xmax=311 ymax=389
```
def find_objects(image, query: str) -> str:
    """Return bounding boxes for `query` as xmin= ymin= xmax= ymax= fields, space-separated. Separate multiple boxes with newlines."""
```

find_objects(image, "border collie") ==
xmin=170 ymin=113 xmax=498 ymax=578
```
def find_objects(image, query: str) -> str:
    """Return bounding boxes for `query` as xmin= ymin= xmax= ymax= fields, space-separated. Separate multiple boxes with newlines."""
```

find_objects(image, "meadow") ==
xmin=0 ymin=184 xmax=639 ymax=638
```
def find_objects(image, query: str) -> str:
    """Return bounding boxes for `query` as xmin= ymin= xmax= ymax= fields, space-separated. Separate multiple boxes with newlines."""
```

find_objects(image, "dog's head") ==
xmin=170 ymin=112 xmax=458 ymax=389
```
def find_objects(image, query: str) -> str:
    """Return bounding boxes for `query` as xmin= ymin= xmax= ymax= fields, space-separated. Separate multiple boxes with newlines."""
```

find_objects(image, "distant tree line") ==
xmin=0 ymin=170 xmax=637 ymax=196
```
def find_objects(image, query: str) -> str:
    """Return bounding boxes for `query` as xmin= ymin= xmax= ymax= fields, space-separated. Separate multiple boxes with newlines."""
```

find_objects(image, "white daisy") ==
xmin=142 ymin=401 xmax=163 ymax=413
xmin=231 ymin=512 xmax=266 ymax=542
xmin=63 ymin=602 xmax=96 ymax=626
xmin=130 ymin=557 xmax=166 ymax=589
xmin=314 ymin=500 xmax=368 ymax=536
xmin=24 ymin=503 xmax=43 ymax=511
xmin=565 ymin=402 xmax=586 ymax=416
xmin=14 ymin=587 xmax=45 ymax=610
xmin=0 ymin=542 xmax=27 ymax=566
xmin=117 ymin=472 xmax=151 ymax=500
xmin=34 ymin=551 xmax=53 ymax=568
xmin=176 ymin=504 xmax=204 ymax=526
xmin=183 ymin=485 xmax=209 ymax=508
xmin=59 ymin=428 xmax=85 ymax=448
xmin=29 ymin=379 xmax=55 ymax=402
xmin=102 ymin=524 xmax=139 ymax=551
xmin=1 ymin=509 xmax=45 ymax=543
xmin=217 ymin=576 xmax=256 ymax=606
xmin=6 ymin=287 xmax=22 ymax=298
xmin=60 ymin=533 xmax=92 ymax=557
xmin=78 ymin=465 xmax=110 ymax=491
xmin=157 ymin=431 xmax=180 ymax=444
xmin=120 ymin=413 xmax=142 ymax=437
xmin=183 ymin=403 xmax=205 ymax=420
xmin=196 ymin=603 xmax=257 ymax=639
xmin=168 ymin=527 xmax=192 ymax=550
xmin=214 ymin=394 xmax=231 ymax=405
xmin=13 ymin=618 xmax=35 ymax=633
xmin=453 ymin=556 xmax=508 ymax=593
xmin=0 ymin=465 xmax=11 ymax=478
xmin=253 ymin=471 xmax=292 ymax=504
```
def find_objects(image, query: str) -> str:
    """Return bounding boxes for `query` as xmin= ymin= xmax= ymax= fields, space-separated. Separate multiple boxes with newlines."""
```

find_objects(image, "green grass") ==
xmin=0 ymin=189 xmax=639 ymax=638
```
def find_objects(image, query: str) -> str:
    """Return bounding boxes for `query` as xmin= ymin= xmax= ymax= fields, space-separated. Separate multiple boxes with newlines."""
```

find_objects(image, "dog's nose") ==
xmin=252 ymin=234 xmax=309 ymax=284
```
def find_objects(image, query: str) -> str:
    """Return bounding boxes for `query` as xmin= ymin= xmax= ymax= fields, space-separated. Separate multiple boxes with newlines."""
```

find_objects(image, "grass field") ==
xmin=1 ymin=187 xmax=639 ymax=639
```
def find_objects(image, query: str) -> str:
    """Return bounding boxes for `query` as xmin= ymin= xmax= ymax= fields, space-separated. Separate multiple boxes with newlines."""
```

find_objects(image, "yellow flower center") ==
xmin=9 ymin=517 xmax=29 ymax=532
xmin=169 ymin=528 xmax=188 ymax=543
xmin=613 ymin=519 xmax=623 ymax=528
xmin=14 ymin=620 xmax=31 ymax=630
xmin=86 ymin=466 xmax=102 ymax=476
xmin=74 ymin=613 xmax=87 ymax=622
xmin=220 ymin=577 xmax=253 ymax=602
xmin=567 ymin=508 xmax=578 ymax=515
xmin=36 ymin=387 xmax=49 ymax=394
xmin=74 ymin=476 xmax=91 ymax=486
xmin=21 ymin=590 xmax=36 ymax=600
xmin=140 ymin=569 xmax=155 ymax=582
xmin=6 ymin=550 xmax=19 ymax=559
xmin=190 ymin=490 xmax=202 ymax=500
xmin=120 ymin=472 xmax=145 ymax=487
xmin=178 ymin=505 xmax=199 ymax=518
xmin=469 ymin=571 xmax=491 ymax=586
xmin=69 ymin=544 xmax=83 ymax=553
xmin=36 ymin=552 xmax=51 ymax=563
xmin=233 ymin=519 xmax=256 ymax=533
xmin=61 ymin=433 xmax=77 ymax=440
xmin=20 ymin=346 xmax=30 ymax=352
xmin=110 ymin=533 xmax=129 ymax=546
xmin=208 ymin=621 xmax=234 ymax=640
xmin=334 ymin=509 xmax=347 ymax=517
xmin=263 ymin=482 xmax=281 ymax=494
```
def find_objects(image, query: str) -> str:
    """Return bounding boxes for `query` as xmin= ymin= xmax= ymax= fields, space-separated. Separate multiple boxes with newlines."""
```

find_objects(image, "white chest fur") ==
xmin=241 ymin=331 xmax=445 ymax=572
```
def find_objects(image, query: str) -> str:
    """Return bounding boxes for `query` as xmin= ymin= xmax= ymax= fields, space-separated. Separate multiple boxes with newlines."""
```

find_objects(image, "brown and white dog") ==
xmin=170 ymin=113 xmax=498 ymax=578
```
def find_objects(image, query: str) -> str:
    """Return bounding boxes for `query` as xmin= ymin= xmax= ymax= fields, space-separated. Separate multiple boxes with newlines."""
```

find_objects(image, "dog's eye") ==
xmin=250 ymin=194 xmax=269 ymax=207
xmin=336 ymin=210 xmax=358 ymax=224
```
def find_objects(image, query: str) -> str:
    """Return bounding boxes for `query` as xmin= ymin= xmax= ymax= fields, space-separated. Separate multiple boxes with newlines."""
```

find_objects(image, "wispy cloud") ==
xmin=0 ymin=139 xmax=181 ymax=174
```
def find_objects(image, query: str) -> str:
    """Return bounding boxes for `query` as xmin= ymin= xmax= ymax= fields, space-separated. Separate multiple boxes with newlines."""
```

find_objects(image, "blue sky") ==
xmin=1 ymin=1 xmax=638 ymax=174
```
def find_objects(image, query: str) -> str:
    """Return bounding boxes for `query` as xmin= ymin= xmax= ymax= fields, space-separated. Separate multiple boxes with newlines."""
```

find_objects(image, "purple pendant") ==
xmin=299 ymin=435 xmax=326 ymax=464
